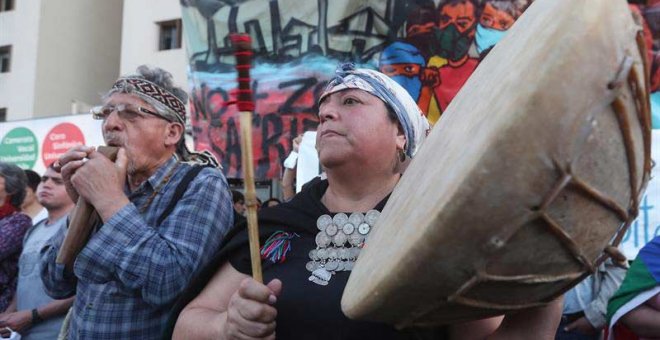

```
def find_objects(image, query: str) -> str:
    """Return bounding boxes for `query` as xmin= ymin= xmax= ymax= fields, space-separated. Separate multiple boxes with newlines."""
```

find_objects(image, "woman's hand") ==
xmin=223 ymin=278 xmax=282 ymax=340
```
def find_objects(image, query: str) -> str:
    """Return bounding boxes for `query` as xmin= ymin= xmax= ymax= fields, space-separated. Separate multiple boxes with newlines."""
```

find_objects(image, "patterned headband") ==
xmin=112 ymin=77 xmax=186 ymax=123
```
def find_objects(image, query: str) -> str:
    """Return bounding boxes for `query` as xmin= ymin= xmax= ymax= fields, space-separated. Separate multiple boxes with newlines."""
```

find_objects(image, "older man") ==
xmin=40 ymin=65 xmax=233 ymax=339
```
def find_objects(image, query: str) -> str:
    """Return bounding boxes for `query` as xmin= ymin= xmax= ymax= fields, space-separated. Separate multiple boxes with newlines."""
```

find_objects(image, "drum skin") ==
xmin=342 ymin=0 xmax=652 ymax=327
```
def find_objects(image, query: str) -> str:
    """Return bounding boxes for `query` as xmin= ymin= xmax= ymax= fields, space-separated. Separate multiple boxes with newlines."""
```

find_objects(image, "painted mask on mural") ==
xmin=475 ymin=24 xmax=507 ymax=54
xmin=379 ymin=42 xmax=425 ymax=101
xmin=436 ymin=1 xmax=477 ymax=62
xmin=405 ymin=25 xmax=437 ymax=59
xmin=382 ymin=66 xmax=423 ymax=101
xmin=476 ymin=2 xmax=515 ymax=54
xmin=405 ymin=4 xmax=438 ymax=59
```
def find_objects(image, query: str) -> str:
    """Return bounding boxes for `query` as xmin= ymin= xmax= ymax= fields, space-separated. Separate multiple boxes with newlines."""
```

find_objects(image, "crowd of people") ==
xmin=0 ymin=64 xmax=657 ymax=340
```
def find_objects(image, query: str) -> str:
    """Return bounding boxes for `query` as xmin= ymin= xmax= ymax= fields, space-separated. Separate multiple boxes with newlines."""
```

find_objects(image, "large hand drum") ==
xmin=342 ymin=0 xmax=652 ymax=327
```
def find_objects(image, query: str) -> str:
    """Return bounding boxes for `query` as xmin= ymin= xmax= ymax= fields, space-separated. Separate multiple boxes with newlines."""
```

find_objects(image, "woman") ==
xmin=170 ymin=64 xmax=562 ymax=339
xmin=0 ymin=162 xmax=31 ymax=313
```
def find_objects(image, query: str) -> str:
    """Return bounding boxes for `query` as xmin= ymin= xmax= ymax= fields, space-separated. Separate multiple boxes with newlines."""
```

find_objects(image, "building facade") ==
xmin=120 ymin=0 xmax=188 ymax=91
xmin=0 ymin=0 xmax=123 ymax=121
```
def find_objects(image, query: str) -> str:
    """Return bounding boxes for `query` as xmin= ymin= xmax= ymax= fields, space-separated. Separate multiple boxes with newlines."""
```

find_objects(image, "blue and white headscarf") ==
xmin=319 ymin=63 xmax=430 ymax=158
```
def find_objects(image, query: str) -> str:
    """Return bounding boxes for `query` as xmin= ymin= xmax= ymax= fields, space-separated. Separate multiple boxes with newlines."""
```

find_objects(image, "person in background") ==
xmin=262 ymin=198 xmax=281 ymax=208
xmin=281 ymin=135 xmax=302 ymax=201
xmin=0 ymin=162 xmax=31 ymax=314
xmin=607 ymin=235 xmax=660 ymax=339
xmin=0 ymin=164 xmax=75 ymax=339
xmin=231 ymin=190 xmax=246 ymax=227
xmin=555 ymin=259 xmax=626 ymax=339
xmin=21 ymin=170 xmax=46 ymax=225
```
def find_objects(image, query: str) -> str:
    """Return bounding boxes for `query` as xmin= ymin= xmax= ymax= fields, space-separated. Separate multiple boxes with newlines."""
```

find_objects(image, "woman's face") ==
xmin=316 ymin=89 xmax=405 ymax=171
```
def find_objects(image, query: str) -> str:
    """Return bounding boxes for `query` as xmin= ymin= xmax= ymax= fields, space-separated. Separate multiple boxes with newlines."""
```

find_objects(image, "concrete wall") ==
xmin=33 ymin=0 xmax=123 ymax=117
xmin=0 ymin=0 xmax=42 ymax=120
xmin=120 ymin=0 xmax=187 ymax=87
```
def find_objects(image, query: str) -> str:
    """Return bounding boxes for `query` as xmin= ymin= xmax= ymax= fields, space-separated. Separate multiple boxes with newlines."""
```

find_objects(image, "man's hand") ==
xmin=69 ymin=147 xmax=129 ymax=222
xmin=564 ymin=316 xmax=598 ymax=335
xmin=57 ymin=145 xmax=95 ymax=202
xmin=223 ymin=278 xmax=282 ymax=340
xmin=0 ymin=310 xmax=32 ymax=337
xmin=420 ymin=67 xmax=440 ymax=87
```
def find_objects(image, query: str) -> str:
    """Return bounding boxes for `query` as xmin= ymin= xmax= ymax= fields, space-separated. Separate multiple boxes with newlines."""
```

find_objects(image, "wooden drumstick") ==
xmin=231 ymin=33 xmax=263 ymax=283
xmin=56 ymin=146 xmax=119 ymax=271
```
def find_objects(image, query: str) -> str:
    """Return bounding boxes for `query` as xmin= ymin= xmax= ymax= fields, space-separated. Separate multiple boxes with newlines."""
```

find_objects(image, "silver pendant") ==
xmin=317 ymin=248 xmax=329 ymax=260
xmin=333 ymin=232 xmax=348 ymax=246
xmin=358 ymin=222 xmax=371 ymax=235
xmin=365 ymin=210 xmax=380 ymax=226
xmin=333 ymin=213 xmax=349 ymax=227
xmin=316 ymin=232 xmax=331 ymax=247
xmin=348 ymin=212 xmax=364 ymax=227
xmin=327 ymin=247 xmax=338 ymax=259
xmin=317 ymin=214 xmax=332 ymax=231
xmin=307 ymin=211 xmax=381 ymax=286
xmin=306 ymin=261 xmax=320 ymax=272
xmin=325 ymin=260 xmax=339 ymax=271
xmin=309 ymin=267 xmax=332 ymax=286
xmin=349 ymin=233 xmax=363 ymax=246
xmin=342 ymin=223 xmax=355 ymax=235
xmin=325 ymin=223 xmax=338 ymax=236
xmin=338 ymin=248 xmax=349 ymax=260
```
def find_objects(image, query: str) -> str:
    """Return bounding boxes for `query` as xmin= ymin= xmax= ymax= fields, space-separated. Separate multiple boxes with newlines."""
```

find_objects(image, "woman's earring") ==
xmin=399 ymin=149 xmax=406 ymax=163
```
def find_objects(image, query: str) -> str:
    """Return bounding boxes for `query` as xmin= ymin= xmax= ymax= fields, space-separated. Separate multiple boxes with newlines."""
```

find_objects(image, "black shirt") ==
xmin=228 ymin=178 xmax=446 ymax=340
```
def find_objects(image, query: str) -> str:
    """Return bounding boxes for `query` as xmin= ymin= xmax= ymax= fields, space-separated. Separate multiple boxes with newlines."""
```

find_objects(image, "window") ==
xmin=0 ymin=0 xmax=14 ymax=12
xmin=158 ymin=19 xmax=182 ymax=50
xmin=0 ymin=108 xmax=6 ymax=122
xmin=0 ymin=46 xmax=11 ymax=72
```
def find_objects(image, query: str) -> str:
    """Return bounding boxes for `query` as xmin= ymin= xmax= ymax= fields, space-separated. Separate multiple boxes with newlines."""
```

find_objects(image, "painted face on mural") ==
xmin=475 ymin=3 xmax=515 ymax=54
xmin=379 ymin=42 xmax=425 ymax=101
xmin=480 ymin=3 xmax=515 ymax=30
xmin=436 ymin=0 xmax=477 ymax=62
xmin=404 ymin=4 xmax=438 ymax=58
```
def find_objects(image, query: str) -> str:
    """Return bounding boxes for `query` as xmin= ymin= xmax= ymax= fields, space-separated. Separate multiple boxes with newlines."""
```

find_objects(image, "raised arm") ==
xmin=449 ymin=297 xmax=563 ymax=340
xmin=620 ymin=298 xmax=660 ymax=337
xmin=40 ymin=223 xmax=77 ymax=299
xmin=173 ymin=261 xmax=281 ymax=340
xmin=80 ymin=168 xmax=233 ymax=306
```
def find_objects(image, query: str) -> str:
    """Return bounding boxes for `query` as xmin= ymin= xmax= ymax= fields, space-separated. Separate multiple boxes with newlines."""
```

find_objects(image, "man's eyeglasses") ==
xmin=91 ymin=104 xmax=161 ymax=121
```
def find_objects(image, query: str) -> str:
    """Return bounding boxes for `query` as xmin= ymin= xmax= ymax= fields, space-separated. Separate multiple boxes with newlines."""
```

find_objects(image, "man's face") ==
xmin=479 ymin=3 xmax=515 ymax=30
xmin=101 ymin=93 xmax=175 ymax=176
xmin=37 ymin=168 xmax=73 ymax=210
xmin=380 ymin=63 xmax=422 ymax=78
xmin=438 ymin=1 xmax=477 ymax=35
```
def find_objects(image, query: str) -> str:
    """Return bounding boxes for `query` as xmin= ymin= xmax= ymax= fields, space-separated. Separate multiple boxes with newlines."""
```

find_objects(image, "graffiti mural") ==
xmin=181 ymin=0 xmax=660 ymax=179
